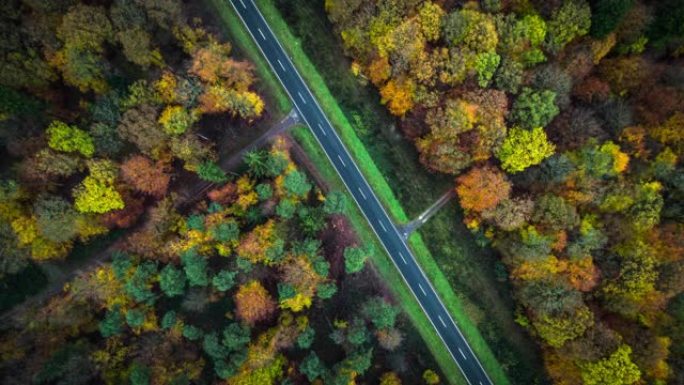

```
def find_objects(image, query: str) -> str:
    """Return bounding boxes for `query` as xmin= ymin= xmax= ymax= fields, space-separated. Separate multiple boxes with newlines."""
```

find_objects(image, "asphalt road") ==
xmin=229 ymin=1 xmax=494 ymax=384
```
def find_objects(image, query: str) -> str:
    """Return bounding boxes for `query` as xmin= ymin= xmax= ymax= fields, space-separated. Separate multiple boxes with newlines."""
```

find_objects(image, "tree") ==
xmin=197 ymin=161 xmax=228 ymax=184
xmin=181 ymin=249 xmax=209 ymax=287
xmin=99 ymin=307 xmax=123 ymax=337
xmin=474 ymin=52 xmax=500 ymax=87
xmin=125 ymin=308 xmax=145 ymax=328
xmin=316 ymin=282 xmax=337 ymax=299
xmin=545 ymin=0 xmax=591 ymax=53
xmin=418 ymin=2 xmax=444 ymax=42
xmin=377 ymin=328 xmax=404 ymax=351
xmin=379 ymin=78 xmax=415 ymax=116
xmin=222 ymin=322 xmax=250 ymax=351
xmin=73 ymin=176 xmax=124 ymax=214
xmin=456 ymin=166 xmax=511 ymax=213
xmin=159 ymin=264 xmax=186 ymax=297
xmin=120 ymin=155 xmax=170 ymax=197
xmin=34 ymin=195 xmax=78 ymax=243
xmin=212 ymin=270 xmax=237 ymax=292
xmin=284 ymin=170 xmax=311 ymax=197
xmin=46 ymin=121 xmax=95 ymax=158
xmin=344 ymin=246 xmax=368 ymax=274
xmin=362 ymin=296 xmax=400 ymax=330
xmin=323 ymin=191 xmax=348 ymax=214
xmin=158 ymin=105 xmax=193 ymax=135
xmin=532 ymin=194 xmax=580 ymax=231
xmin=129 ymin=362 xmax=151 ymax=385
xmin=182 ymin=324 xmax=204 ymax=341
xmin=117 ymin=104 xmax=168 ymax=157
xmin=590 ymin=0 xmax=634 ymax=38
xmin=423 ymin=369 xmax=440 ymax=384
xmin=380 ymin=372 xmax=402 ymax=385
xmin=300 ymin=352 xmax=325 ymax=382
xmin=297 ymin=326 xmax=315 ymax=349
xmin=511 ymin=88 xmax=560 ymax=129
xmin=483 ymin=198 xmax=534 ymax=231
xmin=234 ymin=280 xmax=276 ymax=325
xmin=579 ymin=345 xmax=641 ymax=385
xmin=497 ymin=127 xmax=555 ymax=173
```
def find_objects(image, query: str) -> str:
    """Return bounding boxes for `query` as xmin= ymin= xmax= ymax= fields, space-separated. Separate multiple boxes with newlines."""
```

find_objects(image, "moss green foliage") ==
xmin=197 ymin=161 xmax=229 ymax=183
xmin=46 ymin=121 xmax=95 ymax=157
xmin=497 ymin=127 xmax=556 ymax=173
xmin=159 ymin=264 xmax=186 ymax=297
xmin=511 ymin=88 xmax=560 ymax=129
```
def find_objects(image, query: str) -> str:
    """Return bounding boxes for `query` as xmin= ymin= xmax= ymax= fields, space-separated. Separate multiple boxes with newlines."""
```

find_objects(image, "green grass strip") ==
xmin=205 ymin=0 xmax=292 ymax=115
xmin=251 ymin=2 xmax=511 ymax=385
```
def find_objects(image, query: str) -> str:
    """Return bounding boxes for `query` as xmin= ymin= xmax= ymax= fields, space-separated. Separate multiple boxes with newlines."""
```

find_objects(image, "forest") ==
xmin=325 ymin=0 xmax=684 ymax=384
xmin=0 ymin=0 xmax=443 ymax=384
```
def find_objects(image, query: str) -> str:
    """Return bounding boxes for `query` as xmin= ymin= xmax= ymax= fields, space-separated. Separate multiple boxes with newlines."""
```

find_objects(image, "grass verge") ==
xmin=247 ymin=1 xmax=512 ymax=384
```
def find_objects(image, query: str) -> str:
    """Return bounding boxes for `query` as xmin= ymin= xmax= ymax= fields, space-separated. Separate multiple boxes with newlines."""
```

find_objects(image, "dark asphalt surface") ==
xmin=230 ymin=1 xmax=494 ymax=384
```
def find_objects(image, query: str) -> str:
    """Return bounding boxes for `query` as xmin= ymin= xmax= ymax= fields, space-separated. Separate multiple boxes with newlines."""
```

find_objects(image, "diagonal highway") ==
xmin=229 ymin=1 xmax=494 ymax=384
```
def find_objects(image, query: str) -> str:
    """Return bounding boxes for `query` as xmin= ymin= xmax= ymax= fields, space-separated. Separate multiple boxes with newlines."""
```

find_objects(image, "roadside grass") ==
xmin=247 ymin=1 xmax=514 ymax=384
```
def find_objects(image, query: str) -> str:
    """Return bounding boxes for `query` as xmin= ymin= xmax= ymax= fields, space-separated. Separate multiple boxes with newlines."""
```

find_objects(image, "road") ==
xmin=229 ymin=1 xmax=494 ymax=384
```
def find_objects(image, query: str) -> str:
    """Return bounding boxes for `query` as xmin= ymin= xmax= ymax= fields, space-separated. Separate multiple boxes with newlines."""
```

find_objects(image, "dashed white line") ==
xmin=239 ymin=0 xmax=246 ymax=8
xmin=358 ymin=187 xmax=367 ymax=200
xmin=399 ymin=252 xmax=408 ymax=265
xmin=438 ymin=315 xmax=447 ymax=328
xmin=337 ymin=155 xmax=346 ymax=168
xmin=379 ymin=221 xmax=388 ymax=232
xmin=277 ymin=59 xmax=286 ymax=71
xmin=257 ymin=28 xmax=266 ymax=40
xmin=316 ymin=123 xmax=327 ymax=136
xmin=297 ymin=92 xmax=307 ymax=104
xmin=418 ymin=283 xmax=427 ymax=296
xmin=459 ymin=348 xmax=467 ymax=360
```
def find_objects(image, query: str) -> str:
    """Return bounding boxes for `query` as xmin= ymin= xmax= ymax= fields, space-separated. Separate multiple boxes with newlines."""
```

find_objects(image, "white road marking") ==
xmin=358 ymin=187 xmax=367 ymax=200
xmin=399 ymin=252 xmax=407 ymax=265
xmin=379 ymin=221 xmax=388 ymax=232
xmin=316 ymin=123 xmax=327 ymax=136
xmin=257 ymin=28 xmax=266 ymax=40
xmin=239 ymin=0 xmax=246 ymax=8
xmin=438 ymin=315 xmax=447 ymax=328
xmin=459 ymin=348 xmax=467 ymax=360
xmin=418 ymin=283 xmax=427 ymax=296
xmin=337 ymin=155 xmax=346 ymax=168
xmin=297 ymin=92 xmax=307 ymax=104
xmin=277 ymin=59 xmax=286 ymax=71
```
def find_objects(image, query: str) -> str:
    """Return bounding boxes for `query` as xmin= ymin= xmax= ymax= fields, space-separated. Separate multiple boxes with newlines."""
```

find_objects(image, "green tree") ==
xmin=276 ymin=199 xmax=296 ymax=219
xmin=129 ymin=362 xmax=150 ymax=385
xmin=159 ymin=264 xmax=186 ymax=297
xmin=297 ymin=326 xmax=315 ymax=349
xmin=182 ymin=324 xmax=203 ymax=341
xmin=474 ymin=52 xmax=500 ymax=87
xmin=284 ymin=170 xmax=311 ymax=197
xmin=344 ymin=246 xmax=368 ymax=274
xmin=161 ymin=310 xmax=177 ymax=329
xmin=46 ymin=121 xmax=95 ymax=157
xmin=361 ymin=296 xmax=400 ymax=330
xmin=126 ymin=308 xmax=145 ymax=328
xmin=244 ymin=150 xmax=269 ymax=177
xmin=99 ymin=307 xmax=123 ymax=337
xmin=212 ymin=270 xmax=237 ymax=292
xmin=181 ymin=249 xmax=209 ymax=287
xmin=300 ymin=352 xmax=326 ymax=382
xmin=511 ymin=88 xmax=560 ymax=129
xmin=203 ymin=332 xmax=228 ymax=360
xmin=590 ymin=0 xmax=634 ymax=38
xmin=255 ymin=183 xmax=273 ymax=201
xmin=323 ymin=191 xmax=348 ymax=214
xmin=197 ymin=161 xmax=228 ymax=184
xmin=545 ymin=0 xmax=592 ymax=53
xmin=222 ymin=322 xmax=251 ymax=351
xmin=497 ymin=127 xmax=555 ymax=173
xmin=317 ymin=282 xmax=337 ymax=299
xmin=532 ymin=194 xmax=580 ymax=231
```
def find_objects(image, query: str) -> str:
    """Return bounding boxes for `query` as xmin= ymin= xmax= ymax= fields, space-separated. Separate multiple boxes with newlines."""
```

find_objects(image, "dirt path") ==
xmin=398 ymin=189 xmax=455 ymax=238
